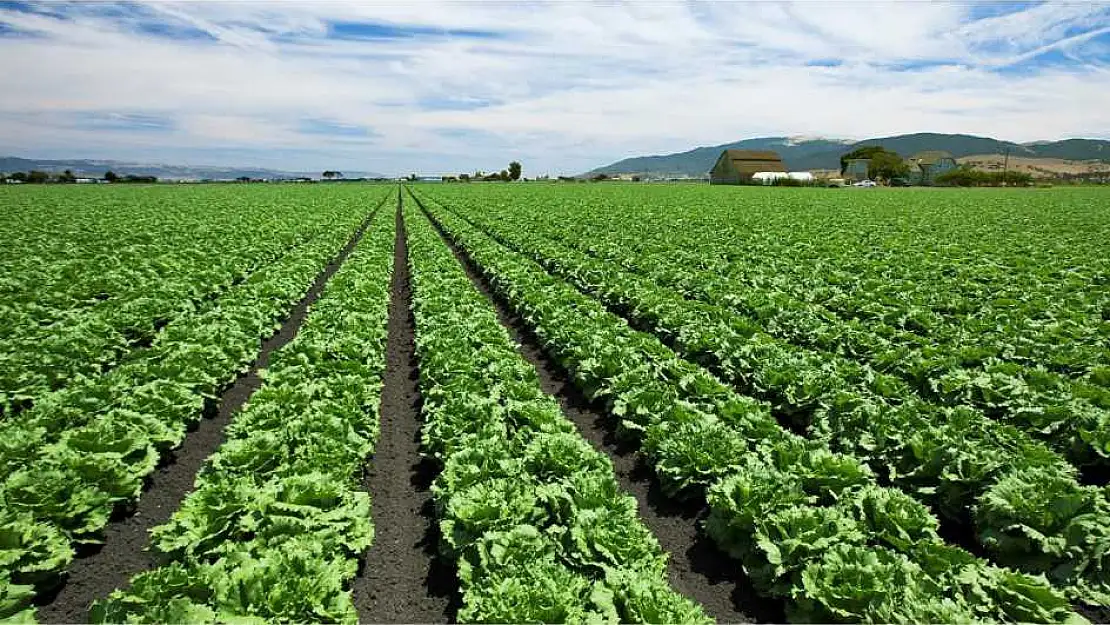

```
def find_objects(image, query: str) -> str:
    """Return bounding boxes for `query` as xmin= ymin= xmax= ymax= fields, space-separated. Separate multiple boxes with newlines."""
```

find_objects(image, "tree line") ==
xmin=934 ymin=168 xmax=1032 ymax=187
xmin=0 ymin=170 xmax=157 ymax=184
xmin=435 ymin=161 xmax=522 ymax=183
xmin=839 ymin=147 xmax=911 ymax=181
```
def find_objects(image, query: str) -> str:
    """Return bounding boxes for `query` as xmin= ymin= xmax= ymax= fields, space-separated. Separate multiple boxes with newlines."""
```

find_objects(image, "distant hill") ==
xmin=1018 ymin=138 xmax=1110 ymax=162
xmin=587 ymin=137 xmax=854 ymax=177
xmin=586 ymin=133 xmax=1110 ymax=176
xmin=958 ymin=154 xmax=1110 ymax=179
xmin=0 ymin=156 xmax=383 ymax=180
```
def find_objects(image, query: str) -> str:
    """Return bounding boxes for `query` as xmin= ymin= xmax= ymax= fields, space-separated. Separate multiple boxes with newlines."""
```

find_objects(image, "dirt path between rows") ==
xmin=36 ymin=195 xmax=388 ymax=624
xmin=351 ymin=192 xmax=455 ymax=623
xmin=410 ymin=188 xmax=782 ymax=623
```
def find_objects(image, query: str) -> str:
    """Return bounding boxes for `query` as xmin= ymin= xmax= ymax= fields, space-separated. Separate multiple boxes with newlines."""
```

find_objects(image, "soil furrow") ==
xmin=352 ymin=191 xmax=455 ymax=624
xmin=35 ymin=195 xmax=388 ymax=624
xmin=411 ymin=189 xmax=782 ymax=624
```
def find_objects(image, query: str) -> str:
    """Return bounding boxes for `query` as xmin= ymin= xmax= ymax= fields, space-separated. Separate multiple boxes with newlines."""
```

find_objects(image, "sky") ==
xmin=1 ymin=1 xmax=1109 ymax=176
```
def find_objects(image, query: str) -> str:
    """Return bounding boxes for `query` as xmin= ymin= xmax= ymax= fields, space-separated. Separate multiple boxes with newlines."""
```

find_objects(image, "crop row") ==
xmin=423 ymin=189 xmax=1110 ymax=607
xmin=431 ymin=185 xmax=1108 ymax=386
xmin=403 ymin=199 xmax=708 ymax=622
xmin=637 ymin=223 xmax=1107 ymax=383
xmin=438 ymin=186 xmax=1110 ymax=471
xmin=483 ymin=199 xmax=1110 ymax=466
xmin=439 ymin=190 xmax=1103 ymax=485
xmin=411 ymin=189 xmax=1083 ymax=623
xmin=90 ymin=202 xmax=396 ymax=623
xmin=1 ymin=186 xmax=373 ymax=418
xmin=0 ymin=191 xmax=389 ymax=621
xmin=0 ymin=185 xmax=338 ymax=320
xmin=632 ymin=188 xmax=1108 ymax=376
xmin=0 ymin=220 xmax=340 ymax=419
xmin=0 ymin=196 xmax=374 ymax=478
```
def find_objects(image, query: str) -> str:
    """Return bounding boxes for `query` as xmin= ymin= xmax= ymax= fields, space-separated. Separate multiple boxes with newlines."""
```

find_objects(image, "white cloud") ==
xmin=0 ymin=1 xmax=1108 ymax=175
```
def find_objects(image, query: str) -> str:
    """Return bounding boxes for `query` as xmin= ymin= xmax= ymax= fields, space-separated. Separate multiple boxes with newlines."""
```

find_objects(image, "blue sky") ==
xmin=1 ymin=1 xmax=1108 ymax=176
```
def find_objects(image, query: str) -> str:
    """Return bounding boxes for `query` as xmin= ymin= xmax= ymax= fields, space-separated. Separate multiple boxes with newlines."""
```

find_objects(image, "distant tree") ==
xmin=508 ymin=161 xmax=522 ymax=181
xmin=935 ymin=166 xmax=1032 ymax=187
xmin=57 ymin=169 xmax=76 ymax=183
xmin=27 ymin=170 xmax=50 ymax=184
xmin=771 ymin=176 xmax=804 ymax=187
xmin=322 ymin=170 xmax=340 ymax=180
xmin=236 ymin=176 xmax=251 ymax=183
xmin=103 ymin=170 xmax=119 ymax=182
xmin=935 ymin=166 xmax=979 ymax=187
xmin=408 ymin=173 xmax=418 ymax=181
xmin=840 ymin=146 xmax=882 ymax=173
xmin=840 ymin=146 xmax=908 ymax=181
xmin=9 ymin=172 xmax=28 ymax=183
xmin=499 ymin=169 xmax=510 ymax=182
xmin=869 ymin=151 xmax=910 ymax=181
xmin=459 ymin=173 xmax=471 ymax=182
xmin=122 ymin=174 xmax=158 ymax=183
xmin=999 ymin=170 xmax=1033 ymax=186
xmin=591 ymin=173 xmax=609 ymax=182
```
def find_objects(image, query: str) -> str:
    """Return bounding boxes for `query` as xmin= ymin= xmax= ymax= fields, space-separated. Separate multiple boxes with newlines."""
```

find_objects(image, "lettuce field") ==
xmin=1 ymin=182 xmax=1108 ymax=624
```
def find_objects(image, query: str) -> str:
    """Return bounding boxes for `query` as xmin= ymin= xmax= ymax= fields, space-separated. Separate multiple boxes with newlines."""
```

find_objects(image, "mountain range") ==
xmin=586 ymin=133 xmax=1110 ymax=177
xmin=0 ymin=156 xmax=384 ymax=180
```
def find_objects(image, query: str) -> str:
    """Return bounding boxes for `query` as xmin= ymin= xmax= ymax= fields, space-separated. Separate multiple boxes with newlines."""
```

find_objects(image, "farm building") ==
xmin=709 ymin=150 xmax=786 ymax=185
xmin=907 ymin=151 xmax=958 ymax=185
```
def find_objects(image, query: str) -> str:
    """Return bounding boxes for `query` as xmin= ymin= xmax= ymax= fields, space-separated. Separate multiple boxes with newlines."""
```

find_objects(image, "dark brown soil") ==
xmin=1078 ymin=603 xmax=1110 ymax=624
xmin=1074 ymin=603 xmax=1110 ymax=621
xmin=35 ymin=197 xmax=388 ymax=624
xmin=1080 ymin=462 xmax=1110 ymax=487
xmin=351 ymin=192 xmax=456 ymax=623
xmin=410 ymin=189 xmax=781 ymax=624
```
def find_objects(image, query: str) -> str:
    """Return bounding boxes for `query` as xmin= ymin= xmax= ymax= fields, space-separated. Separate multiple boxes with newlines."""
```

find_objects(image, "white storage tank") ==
xmin=752 ymin=171 xmax=789 ymax=185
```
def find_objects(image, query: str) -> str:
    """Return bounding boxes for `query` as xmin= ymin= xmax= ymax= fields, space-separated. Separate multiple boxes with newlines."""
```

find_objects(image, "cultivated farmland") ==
xmin=1 ymin=182 xmax=1108 ymax=623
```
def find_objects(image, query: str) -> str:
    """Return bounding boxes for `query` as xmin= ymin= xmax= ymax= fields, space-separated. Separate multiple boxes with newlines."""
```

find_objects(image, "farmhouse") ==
xmin=709 ymin=150 xmax=786 ymax=185
xmin=907 ymin=151 xmax=957 ymax=185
